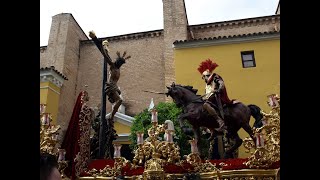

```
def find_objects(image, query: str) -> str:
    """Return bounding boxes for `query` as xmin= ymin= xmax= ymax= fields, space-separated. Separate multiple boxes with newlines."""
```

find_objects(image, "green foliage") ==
xmin=129 ymin=102 xmax=193 ymax=156
xmin=129 ymin=102 xmax=211 ymax=158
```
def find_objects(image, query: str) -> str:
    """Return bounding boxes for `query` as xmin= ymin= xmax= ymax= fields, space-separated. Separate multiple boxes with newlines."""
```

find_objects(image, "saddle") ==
xmin=203 ymin=101 xmax=224 ymax=118
xmin=205 ymin=100 xmax=239 ymax=118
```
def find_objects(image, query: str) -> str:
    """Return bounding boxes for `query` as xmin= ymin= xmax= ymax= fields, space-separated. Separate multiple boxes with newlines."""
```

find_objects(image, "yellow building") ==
xmin=173 ymin=31 xmax=280 ymax=158
xmin=107 ymin=101 xmax=135 ymax=159
xmin=40 ymin=66 xmax=68 ymax=125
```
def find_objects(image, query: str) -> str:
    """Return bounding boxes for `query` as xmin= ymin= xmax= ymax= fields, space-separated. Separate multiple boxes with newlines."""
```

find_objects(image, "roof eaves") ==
xmin=40 ymin=66 xmax=68 ymax=80
xmin=173 ymin=31 xmax=280 ymax=44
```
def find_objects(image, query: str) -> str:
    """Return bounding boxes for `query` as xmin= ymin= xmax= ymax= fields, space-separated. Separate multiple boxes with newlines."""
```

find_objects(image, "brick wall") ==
xmin=163 ymin=0 xmax=189 ymax=101
xmin=77 ymin=34 xmax=165 ymax=117
xmin=190 ymin=15 xmax=280 ymax=39
xmin=40 ymin=47 xmax=48 ymax=67
xmin=41 ymin=13 xmax=88 ymax=143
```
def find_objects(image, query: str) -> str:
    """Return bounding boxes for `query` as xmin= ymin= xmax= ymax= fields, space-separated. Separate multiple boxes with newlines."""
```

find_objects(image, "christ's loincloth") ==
xmin=105 ymin=82 xmax=121 ymax=103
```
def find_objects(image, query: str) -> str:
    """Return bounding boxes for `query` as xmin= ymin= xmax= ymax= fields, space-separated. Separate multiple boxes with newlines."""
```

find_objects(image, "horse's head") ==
xmin=166 ymin=82 xmax=199 ymax=107
xmin=166 ymin=82 xmax=183 ymax=107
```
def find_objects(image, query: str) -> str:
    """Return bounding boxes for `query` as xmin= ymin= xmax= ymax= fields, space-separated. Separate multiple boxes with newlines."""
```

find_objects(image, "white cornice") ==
xmin=106 ymin=112 xmax=134 ymax=126
xmin=40 ymin=86 xmax=60 ymax=95
xmin=113 ymin=133 xmax=131 ymax=142
xmin=174 ymin=33 xmax=280 ymax=49
xmin=40 ymin=70 xmax=65 ymax=88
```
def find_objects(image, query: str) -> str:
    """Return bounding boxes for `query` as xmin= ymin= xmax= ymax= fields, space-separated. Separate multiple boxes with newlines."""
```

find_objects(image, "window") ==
xmin=241 ymin=51 xmax=256 ymax=68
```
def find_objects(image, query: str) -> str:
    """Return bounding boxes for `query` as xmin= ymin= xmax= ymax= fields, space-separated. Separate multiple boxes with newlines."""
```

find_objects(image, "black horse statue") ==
xmin=165 ymin=83 xmax=263 ymax=158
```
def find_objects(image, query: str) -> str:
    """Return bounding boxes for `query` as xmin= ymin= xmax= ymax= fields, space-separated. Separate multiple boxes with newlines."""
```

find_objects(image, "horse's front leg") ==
xmin=193 ymin=127 xmax=202 ymax=155
xmin=177 ymin=113 xmax=194 ymax=137
xmin=178 ymin=113 xmax=189 ymax=127
xmin=178 ymin=112 xmax=191 ymax=130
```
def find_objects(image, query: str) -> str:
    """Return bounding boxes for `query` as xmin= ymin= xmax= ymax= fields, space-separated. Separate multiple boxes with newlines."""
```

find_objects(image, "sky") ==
xmin=40 ymin=0 xmax=279 ymax=46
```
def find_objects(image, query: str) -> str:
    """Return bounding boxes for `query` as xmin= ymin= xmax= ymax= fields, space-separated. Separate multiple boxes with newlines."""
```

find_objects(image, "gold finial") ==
xmin=102 ymin=40 xmax=110 ymax=53
xmin=89 ymin=31 xmax=96 ymax=39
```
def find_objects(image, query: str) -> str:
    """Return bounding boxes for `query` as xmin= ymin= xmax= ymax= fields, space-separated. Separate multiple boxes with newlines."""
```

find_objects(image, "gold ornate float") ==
xmin=80 ymin=96 xmax=280 ymax=179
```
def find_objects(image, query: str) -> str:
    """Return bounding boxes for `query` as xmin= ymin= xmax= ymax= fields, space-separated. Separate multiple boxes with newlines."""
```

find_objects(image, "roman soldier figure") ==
xmin=197 ymin=59 xmax=235 ymax=133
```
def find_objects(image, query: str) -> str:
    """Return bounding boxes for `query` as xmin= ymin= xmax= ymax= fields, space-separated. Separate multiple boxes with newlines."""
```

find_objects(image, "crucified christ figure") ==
xmin=89 ymin=31 xmax=131 ymax=122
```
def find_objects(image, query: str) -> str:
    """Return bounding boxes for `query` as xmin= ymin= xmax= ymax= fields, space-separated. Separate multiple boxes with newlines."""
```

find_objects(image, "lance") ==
xmin=142 ymin=90 xmax=167 ymax=95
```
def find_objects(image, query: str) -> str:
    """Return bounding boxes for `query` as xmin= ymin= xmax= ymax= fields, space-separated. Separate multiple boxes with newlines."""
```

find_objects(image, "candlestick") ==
xmin=189 ymin=139 xmax=199 ymax=154
xmin=113 ymin=144 xmax=122 ymax=158
xmin=136 ymin=132 xmax=144 ymax=145
xmin=267 ymin=94 xmax=279 ymax=108
xmin=40 ymin=104 xmax=46 ymax=114
xmin=164 ymin=120 xmax=174 ymax=131
xmin=41 ymin=113 xmax=51 ymax=125
xmin=255 ymin=133 xmax=265 ymax=148
xmin=58 ymin=149 xmax=66 ymax=161
xmin=165 ymin=131 xmax=173 ymax=143
xmin=52 ymin=133 xmax=59 ymax=141
xmin=151 ymin=109 xmax=158 ymax=123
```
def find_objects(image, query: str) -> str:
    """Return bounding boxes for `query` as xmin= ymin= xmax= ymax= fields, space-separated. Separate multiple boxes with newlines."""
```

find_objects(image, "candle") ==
xmin=52 ymin=133 xmax=59 ymax=141
xmin=164 ymin=120 xmax=174 ymax=131
xmin=267 ymin=94 xmax=279 ymax=108
xmin=136 ymin=132 xmax=144 ymax=145
xmin=41 ymin=113 xmax=50 ymax=125
xmin=113 ymin=144 xmax=122 ymax=158
xmin=151 ymin=109 xmax=158 ymax=123
xmin=256 ymin=133 xmax=264 ymax=148
xmin=165 ymin=131 xmax=173 ymax=143
xmin=40 ymin=104 xmax=46 ymax=114
xmin=189 ymin=139 xmax=199 ymax=154
xmin=260 ymin=134 xmax=265 ymax=147
xmin=58 ymin=149 xmax=66 ymax=161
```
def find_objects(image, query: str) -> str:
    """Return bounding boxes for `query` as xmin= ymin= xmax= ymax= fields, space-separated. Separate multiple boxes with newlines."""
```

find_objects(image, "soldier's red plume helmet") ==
xmin=197 ymin=59 xmax=218 ymax=76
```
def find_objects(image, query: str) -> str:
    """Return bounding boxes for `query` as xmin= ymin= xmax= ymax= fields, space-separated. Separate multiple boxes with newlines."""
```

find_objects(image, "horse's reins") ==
xmin=142 ymin=90 xmax=206 ymax=104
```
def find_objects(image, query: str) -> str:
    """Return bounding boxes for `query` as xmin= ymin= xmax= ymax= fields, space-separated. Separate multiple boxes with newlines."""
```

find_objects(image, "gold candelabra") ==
xmin=86 ymin=144 xmax=129 ymax=177
xmin=132 ymin=109 xmax=181 ymax=170
xmin=40 ymin=104 xmax=60 ymax=155
xmin=87 ymin=106 xmax=220 ymax=179
xmin=132 ymin=108 xmax=220 ymax=178
xmin=243 ymin=94 xmax=280 ymax=168
xmin=186 ymin=139 xmax=201 ymax=165
xmin=40 ymin=104 xmax=69 ymax=179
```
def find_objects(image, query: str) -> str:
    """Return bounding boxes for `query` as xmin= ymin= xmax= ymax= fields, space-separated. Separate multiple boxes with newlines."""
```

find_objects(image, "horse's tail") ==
xmin=248 ymin=104 xmax=264 ymax=128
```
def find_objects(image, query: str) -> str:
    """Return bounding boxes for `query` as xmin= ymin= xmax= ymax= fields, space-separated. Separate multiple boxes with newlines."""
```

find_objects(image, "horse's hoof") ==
xmin=223 ymin=149 xmax=234 ymax=159
xmin=223 ymin=152 xmax=233 ymax=159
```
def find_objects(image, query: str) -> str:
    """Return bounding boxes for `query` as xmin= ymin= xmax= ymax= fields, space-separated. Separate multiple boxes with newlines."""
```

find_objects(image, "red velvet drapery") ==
xmin=61 ymin=91 xmax=85 ymax=180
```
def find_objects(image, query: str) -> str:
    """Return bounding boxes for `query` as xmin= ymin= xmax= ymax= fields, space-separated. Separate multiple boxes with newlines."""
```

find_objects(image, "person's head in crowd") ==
xmin=40 ymin=152 xmax=62 ymax=180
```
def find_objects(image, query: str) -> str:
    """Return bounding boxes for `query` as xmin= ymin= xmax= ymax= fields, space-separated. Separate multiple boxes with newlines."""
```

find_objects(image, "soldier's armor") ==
xmin=204 ymin=73 xmax=218 ymax=100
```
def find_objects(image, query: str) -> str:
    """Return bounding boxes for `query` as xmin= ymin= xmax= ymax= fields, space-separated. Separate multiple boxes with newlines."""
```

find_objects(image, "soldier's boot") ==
xmin=215 ymin=118 xmax=227 ymax=133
